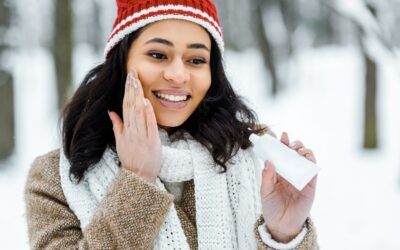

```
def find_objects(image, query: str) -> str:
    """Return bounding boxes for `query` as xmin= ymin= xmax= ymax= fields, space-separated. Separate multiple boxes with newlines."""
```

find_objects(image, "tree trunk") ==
xmin=362 ymin=4 xmax=378 ymax=149
xmin=93 ymin=1 xmax=103 ymax=53
xmin=279 ymin=0 xmax=295 ymax=55
xmin=363 ymin=52 xmax=378 ymax=148
xmin=0 ymin=0 xmax=11 ymax=27
xmin=319 ymin=0 xmax=336 ymax=45
xmin=54 ymin=0 xmax=73 ymax=111
xmin=0 ymin=71 xmax=14 ymax=160
xmin=0 ymin=0 xmax=14 ymax=161
xmin=254 ymin=0 xmax=279 ymax=96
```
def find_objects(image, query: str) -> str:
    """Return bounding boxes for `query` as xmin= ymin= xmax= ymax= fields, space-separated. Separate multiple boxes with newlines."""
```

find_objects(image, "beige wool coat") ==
xmin=24 ymin=149 xmax=319 ymax=249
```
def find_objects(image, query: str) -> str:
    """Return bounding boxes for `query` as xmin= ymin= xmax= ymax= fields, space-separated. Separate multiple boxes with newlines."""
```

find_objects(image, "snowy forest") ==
xmin=1 ymin=0 xmax=400 ymax=249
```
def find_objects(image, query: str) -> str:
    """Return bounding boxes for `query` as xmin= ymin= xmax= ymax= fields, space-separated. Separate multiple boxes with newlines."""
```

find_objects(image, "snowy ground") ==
xmin=0 ymin=45 xmax=399 ymax=249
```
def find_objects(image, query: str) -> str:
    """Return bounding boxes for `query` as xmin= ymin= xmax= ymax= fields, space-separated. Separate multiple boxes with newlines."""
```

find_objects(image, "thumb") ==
xmin=261 ymin=160 xmax=276 ymax=197
xmin=108 ymin=110 xmax=123 ymax=138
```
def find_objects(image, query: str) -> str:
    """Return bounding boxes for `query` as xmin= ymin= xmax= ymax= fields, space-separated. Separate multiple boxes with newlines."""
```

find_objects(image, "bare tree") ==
xmin=53 ymin=0 xmax=73 ymax=111
xmin=278 ymin=0 xmax=298 ymax=54
xmin=254 ymin=0 xmax=279 ymax=96
xmin=91 ymin=1 xmax=103 ymax=53
xmin=214 ymin=0 xmax=255 ymax=50
xmin=0 ymin=0 xmax=15 ymax=160
xmin=322 ymin=1 xmax=392 ymax=149
xmin=362 ymin=49 xmax=378 ymax=148
xmin=362 ymin=4 xmax=378 ymax=149
xmin=73 ymin=0 xmax=104 ymax=54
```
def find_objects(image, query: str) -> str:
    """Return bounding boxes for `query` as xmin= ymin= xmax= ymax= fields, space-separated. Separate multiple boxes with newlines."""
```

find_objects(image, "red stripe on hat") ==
xmin=108 ymin=8 xmax=222 ymax=43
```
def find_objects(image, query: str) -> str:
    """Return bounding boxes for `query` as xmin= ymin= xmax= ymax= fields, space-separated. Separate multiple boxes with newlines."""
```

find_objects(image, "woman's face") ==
xmin=127 ymin=19 xmax=212 ymax=131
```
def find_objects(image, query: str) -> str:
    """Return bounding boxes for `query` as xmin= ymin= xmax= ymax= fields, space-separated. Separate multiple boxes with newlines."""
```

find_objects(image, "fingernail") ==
xmin=264 ymin=161 xmax=269 ymax=171
xmin=126 ymin=73 xmax=132 ymax=85
xmin=132 ymin=75 xmax=138 ymax=89
xmin=133 ymin=68 xmax=139 ymax=78
xmin=132 ymin=69 xmax=139 ymax=89
xmin=289 ymin=141 xmax=297 ymax=148
xmin=127 ymin=73 xmax=138 ymax=89
xmin=143 ymin=98 xmax=149 ymax=107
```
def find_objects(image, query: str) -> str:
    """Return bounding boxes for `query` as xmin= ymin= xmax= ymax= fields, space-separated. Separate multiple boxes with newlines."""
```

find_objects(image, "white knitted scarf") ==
xmin=59 ymin=129 xmax=264 ymax=249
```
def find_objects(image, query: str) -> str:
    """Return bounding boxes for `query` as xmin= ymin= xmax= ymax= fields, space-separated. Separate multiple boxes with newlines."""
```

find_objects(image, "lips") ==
xmin=152 ymin=89 xmax=192 ymax=102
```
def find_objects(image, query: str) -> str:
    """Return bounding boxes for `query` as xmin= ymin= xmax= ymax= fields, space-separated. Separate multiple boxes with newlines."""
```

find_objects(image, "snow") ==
xmin=1 ymin=45 xmax=399 ymax=249
xmin=225 ymin=46 xmax=400 ymax=250
xmin=0 ymin=47 xmax=59 ymax=249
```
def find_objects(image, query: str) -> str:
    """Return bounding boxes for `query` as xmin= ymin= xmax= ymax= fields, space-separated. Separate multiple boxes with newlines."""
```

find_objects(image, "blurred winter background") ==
xmin=0 ymin=0 xmax=399 ymax=249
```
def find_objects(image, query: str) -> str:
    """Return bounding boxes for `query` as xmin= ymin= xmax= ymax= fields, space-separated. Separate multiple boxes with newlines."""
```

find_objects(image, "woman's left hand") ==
xmin=260 ymin=132 xmax=318 ymax=243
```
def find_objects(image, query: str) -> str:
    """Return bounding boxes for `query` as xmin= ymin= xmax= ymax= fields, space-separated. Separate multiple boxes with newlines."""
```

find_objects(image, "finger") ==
xmin=132 ymin=69 xmax=144 ymax=107
xmin=307 ymin=175 xmax=318 ymax=189
xmin=130 ymin=69 xmax=147 ymax=133
xmin=123 ymin=72 xmax=136 ymax=128
xmin=298 ymin=148 xmax=317 ymax=163
xmin=289 ymin=140 xmax=305 ymax=150
xmin=108 ymin=110 xmax=123 ymax=139
xmin=280 ymin=132 xmax=290 ymax=146
xmin=144 ymin=98 xmax=159 ymax=140
xmin=261 ymin=160 xmax=277 ymax=198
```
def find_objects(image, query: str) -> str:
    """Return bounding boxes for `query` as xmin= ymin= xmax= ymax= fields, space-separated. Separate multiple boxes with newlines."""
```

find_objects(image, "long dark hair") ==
xmin=62 ymin=28 xmax=268 ymax=182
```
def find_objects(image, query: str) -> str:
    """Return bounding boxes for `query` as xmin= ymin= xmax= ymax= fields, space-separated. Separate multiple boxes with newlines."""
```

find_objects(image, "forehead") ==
xmin=137 ymin=19 xmax=211 ymax=46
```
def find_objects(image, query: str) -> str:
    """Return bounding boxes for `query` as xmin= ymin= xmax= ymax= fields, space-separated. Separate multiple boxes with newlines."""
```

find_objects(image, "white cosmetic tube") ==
xmin=249 ymin=133 xmax=321 ymax=190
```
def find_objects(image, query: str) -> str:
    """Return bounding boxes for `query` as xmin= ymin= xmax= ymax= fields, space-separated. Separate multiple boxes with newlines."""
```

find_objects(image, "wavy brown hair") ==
xmin=62 ymin=28 xmax=267 ymax=182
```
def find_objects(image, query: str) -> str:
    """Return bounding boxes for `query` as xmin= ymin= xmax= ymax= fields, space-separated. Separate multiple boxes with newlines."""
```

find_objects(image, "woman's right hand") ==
xmin=108 ymin=69 xmax=161 ymax=184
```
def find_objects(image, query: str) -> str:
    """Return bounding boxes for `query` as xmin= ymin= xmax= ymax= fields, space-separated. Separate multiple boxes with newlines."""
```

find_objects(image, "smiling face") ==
xmin=126 ymin=19 xmax=212 ymax=132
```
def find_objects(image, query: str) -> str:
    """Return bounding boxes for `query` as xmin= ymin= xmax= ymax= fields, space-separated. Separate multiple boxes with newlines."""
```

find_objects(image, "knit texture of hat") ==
xmin=104 ymin=0 xmax=224 ymax=58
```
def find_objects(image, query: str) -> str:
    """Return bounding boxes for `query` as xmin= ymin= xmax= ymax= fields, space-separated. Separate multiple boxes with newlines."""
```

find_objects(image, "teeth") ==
xmin=154 ymin=91 xmax=189 ymax=102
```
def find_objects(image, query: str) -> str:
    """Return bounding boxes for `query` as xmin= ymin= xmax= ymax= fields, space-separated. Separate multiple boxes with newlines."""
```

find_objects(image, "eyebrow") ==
xmin=144 ymin=38 xmax=210 ymax=51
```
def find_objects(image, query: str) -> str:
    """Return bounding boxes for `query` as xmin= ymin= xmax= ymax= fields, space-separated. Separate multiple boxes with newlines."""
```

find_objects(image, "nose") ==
xmin=163 ymin=59 xmax=190 ymax=84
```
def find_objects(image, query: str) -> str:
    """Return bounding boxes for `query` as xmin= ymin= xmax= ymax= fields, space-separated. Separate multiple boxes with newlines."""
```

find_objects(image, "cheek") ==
xmin=136 ymin=65 xmax=160 ymax=96
xmin=197 ymin=76 xmax=212 ymax=98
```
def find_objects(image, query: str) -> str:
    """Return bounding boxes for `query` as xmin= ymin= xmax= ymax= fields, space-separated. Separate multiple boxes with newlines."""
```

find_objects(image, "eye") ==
xmin=148 ymin=51 xmax=167 ymax=60
xmin=189 ymin=58 xmax=206 ymax=65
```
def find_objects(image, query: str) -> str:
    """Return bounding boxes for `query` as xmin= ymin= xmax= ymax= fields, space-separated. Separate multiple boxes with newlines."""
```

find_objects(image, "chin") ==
xmin=157 ymin=119 xmax=186 ymax=129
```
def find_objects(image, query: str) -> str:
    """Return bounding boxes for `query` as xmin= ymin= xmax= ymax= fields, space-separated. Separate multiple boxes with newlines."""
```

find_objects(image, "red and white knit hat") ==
xmin=104 ymin=0 xmax=224 ymax=58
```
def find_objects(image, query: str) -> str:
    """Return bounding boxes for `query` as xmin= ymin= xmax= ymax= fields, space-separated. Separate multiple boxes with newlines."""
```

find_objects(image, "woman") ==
xmin=25 ymin=0 xmax=319 ymax=249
